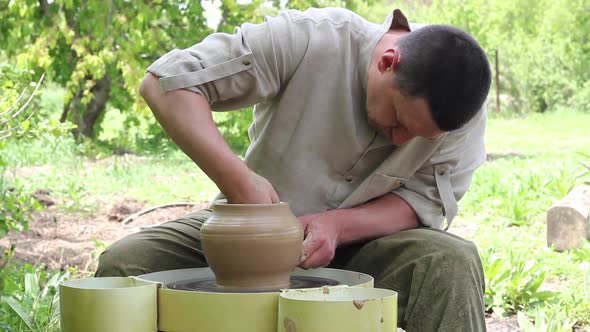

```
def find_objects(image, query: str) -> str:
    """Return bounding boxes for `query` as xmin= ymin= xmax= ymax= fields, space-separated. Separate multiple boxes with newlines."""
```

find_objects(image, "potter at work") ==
xmin=96 ymin=6 xmax=491 ymax=332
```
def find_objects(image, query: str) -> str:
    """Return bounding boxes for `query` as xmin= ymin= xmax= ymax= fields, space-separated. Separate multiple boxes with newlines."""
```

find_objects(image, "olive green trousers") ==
xmin=95 ymin=209 xmax=486 ymax=332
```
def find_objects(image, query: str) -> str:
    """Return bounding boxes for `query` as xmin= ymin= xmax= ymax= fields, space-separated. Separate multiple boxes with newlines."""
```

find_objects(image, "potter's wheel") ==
xmin=166 ymin=275 xmax=340 ymax=293
xmin=136 ymin=267 xmax=374 ymax=332
xmin=138 ymin=267 xmax=372 ymax=293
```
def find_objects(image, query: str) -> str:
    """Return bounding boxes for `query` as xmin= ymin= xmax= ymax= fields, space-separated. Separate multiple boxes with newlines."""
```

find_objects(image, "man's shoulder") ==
xmin=280 ymin=7 xmax=369 ymax=30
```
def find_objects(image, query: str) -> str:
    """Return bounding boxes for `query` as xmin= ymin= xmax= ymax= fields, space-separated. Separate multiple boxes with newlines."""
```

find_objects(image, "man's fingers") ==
xmin=300 ymin=245 xmax=332 ymax=269
xmin=300 ymin=233 xmax=318 ymax=262
xmin=299 ymin=233 xmax=335 ymax=269
xmin=297 ymin=215 xmax=313 ymax=232
xmin=270 ymin=189 xmax=280 ymax=203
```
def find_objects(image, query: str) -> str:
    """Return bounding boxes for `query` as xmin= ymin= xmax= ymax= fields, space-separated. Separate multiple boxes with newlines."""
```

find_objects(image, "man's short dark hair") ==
xmin=394 ymin=25 xmax=491 ymax=131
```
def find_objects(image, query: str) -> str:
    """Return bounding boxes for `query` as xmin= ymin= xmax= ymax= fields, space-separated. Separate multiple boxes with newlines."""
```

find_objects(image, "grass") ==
xmin=458 ymin=159 xmax=590 ymax=327
xmin=453 ymin=110 xmax=590 ymax=328
xmin=485 ymin=109 xmax=590 ymax=155
xmin=0 ymin=259 xmax=69 ymax=332
xmin=1 ymin=107 xmax=590 ymax=330
xmin=2 ymin=136 xmax=218 ymax=214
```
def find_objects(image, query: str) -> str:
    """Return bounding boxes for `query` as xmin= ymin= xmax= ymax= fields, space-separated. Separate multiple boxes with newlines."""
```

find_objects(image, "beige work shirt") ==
xmin=146 ymin=7 xmax=486 ymax=229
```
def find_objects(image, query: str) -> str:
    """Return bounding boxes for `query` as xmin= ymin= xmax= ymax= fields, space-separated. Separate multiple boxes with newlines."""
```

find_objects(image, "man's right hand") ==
xmin=224 ymin=170 xmax=280 ymax=204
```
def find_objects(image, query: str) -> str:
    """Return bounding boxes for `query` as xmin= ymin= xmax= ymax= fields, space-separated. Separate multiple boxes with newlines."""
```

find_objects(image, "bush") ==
xmin=0 ymin=64 xmax=75 ymax=239
xmin=0 ymin=260 xmax=71 ymax=332
xmin=483 ymin=249 xmax=558 ymax=316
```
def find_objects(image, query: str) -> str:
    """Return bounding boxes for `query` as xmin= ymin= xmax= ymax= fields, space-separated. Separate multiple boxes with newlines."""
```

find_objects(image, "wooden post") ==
xmin=495 ymin=49 xmax=500 ymax=113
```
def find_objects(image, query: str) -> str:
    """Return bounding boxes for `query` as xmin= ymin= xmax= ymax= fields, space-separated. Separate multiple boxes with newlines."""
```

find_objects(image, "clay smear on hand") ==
xmin=300 ymin=233 xmax=313 ymax=262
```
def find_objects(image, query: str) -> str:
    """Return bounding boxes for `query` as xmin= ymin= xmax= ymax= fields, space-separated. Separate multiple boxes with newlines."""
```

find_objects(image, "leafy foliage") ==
xmin=517 ymin=308 xmax=575 ymax=332
xmin=0 ymin=0 xmax=381 ymax=154
xmin=0 ymin=65 xmax=43 ymax=141
xmin=482 ymin=250 xmax=558 ymax=316
xmin=0 ymin=183 xmax=42 ymax=239
xmin=0 ymin=63 xmax=77 ymax=142
xmin=0 ymin=259 xmax=70 ymax=332
xmin=0 ymin=64 xmax=72 ymax=239
xmin=1 ymin=0 xmax=211 ymax=138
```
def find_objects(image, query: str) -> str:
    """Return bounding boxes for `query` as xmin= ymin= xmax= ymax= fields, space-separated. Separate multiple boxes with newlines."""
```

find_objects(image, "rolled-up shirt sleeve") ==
xmin=146 ymin=11 xmax=305 ymax=111
xmin=393 ymin=108 xmax=487 ymax=229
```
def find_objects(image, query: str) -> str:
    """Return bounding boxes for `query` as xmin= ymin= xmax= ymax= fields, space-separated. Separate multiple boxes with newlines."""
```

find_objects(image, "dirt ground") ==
xmin=0 ymin=197 xmax=209 ymax=274
xmin=0 ymin=192 xmax=521 ymax=331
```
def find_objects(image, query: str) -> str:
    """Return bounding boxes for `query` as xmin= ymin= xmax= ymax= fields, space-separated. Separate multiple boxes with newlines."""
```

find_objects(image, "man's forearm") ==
xmin=139 ymin=73 xmax=249 ymax=197
xmin=332 ymin=193 xmax=420 ymax=245
xmin=297 ymin=193 xmax=420 ymax=268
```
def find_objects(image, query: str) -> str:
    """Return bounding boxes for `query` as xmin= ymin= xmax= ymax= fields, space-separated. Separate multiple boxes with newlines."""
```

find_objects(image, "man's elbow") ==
xmin=139 ymin=72 xmax=159 ymax=104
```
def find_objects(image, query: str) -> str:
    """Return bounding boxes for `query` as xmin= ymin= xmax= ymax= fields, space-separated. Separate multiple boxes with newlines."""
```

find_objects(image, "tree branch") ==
xmin=0 ymin=73 xmax=45 ymax=127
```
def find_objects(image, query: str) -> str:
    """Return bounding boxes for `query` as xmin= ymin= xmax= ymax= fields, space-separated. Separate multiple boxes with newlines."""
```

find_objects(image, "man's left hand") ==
xmin=298 ymin=211 xmax=341 ymax=269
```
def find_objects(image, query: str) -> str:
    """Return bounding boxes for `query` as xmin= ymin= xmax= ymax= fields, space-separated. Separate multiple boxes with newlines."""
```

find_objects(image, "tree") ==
xmin=1 ymin=0 xmax=211 ymax=139
xmin=1 ymin=0 xmax=373 ymax=149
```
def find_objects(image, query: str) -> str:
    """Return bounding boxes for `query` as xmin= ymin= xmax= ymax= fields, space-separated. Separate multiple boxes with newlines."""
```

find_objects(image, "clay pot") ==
xmin=200 ymin=202 xmax=304 ymax=290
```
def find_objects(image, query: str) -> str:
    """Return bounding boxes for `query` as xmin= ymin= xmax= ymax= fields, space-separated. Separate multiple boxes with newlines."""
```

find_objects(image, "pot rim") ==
xmin=213 ymin=201 xmax=290 ymax=208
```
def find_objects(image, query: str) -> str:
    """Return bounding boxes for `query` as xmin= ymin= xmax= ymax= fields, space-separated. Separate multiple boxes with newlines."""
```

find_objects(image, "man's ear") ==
xmin=377 ymin=49 xmax=401 ymax=73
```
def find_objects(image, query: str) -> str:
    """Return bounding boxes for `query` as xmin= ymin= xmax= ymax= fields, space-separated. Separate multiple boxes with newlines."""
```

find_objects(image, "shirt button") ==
xmin=345 ymin=176 xmax=353 ymax=182
xmin=242 ymin=59 xmax=251 ymax=66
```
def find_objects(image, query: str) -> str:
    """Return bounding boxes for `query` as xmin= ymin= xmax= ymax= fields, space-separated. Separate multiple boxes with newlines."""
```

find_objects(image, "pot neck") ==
xmin=212 ymin=202 xmax=294 ymax=216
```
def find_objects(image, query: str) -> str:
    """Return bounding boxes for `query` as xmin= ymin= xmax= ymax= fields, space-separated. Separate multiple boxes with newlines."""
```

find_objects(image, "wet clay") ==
xmin=284 ymin=318 xmax=297 ymax=332
xmin=200 ymin=202 xmax=304 ymax=290
xmin=353 ymin=299 xmax=366 ymax=310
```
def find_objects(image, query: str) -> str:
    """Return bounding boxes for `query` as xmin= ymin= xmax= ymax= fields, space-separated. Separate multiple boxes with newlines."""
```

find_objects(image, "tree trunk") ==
xmin=60 ymin=75 xmax=110 ymax=139
xmin=38 ymin=0 xmax=49 ymax=16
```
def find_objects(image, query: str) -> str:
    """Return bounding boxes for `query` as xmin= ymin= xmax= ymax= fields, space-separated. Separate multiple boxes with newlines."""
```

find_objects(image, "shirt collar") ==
xmin=384 ymin=9 xmax=412 ymax=31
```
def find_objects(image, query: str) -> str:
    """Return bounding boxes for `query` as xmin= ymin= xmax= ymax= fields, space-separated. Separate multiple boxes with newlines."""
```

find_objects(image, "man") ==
xmin=96 ymin=7 xmax=491 ymax=331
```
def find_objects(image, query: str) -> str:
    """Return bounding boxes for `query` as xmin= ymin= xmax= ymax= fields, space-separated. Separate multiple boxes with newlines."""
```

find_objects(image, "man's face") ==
xmin=366 ymin=49 xmax=445 ymax=145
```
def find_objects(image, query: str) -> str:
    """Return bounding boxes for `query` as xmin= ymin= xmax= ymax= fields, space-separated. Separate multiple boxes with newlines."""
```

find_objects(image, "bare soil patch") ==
xmin=0 ymin=197 xmax=208 ymax=274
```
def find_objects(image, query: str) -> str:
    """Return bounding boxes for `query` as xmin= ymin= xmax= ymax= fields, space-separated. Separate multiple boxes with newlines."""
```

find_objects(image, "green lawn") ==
xmin=485 ymin=109 xmax=590 ymax=155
